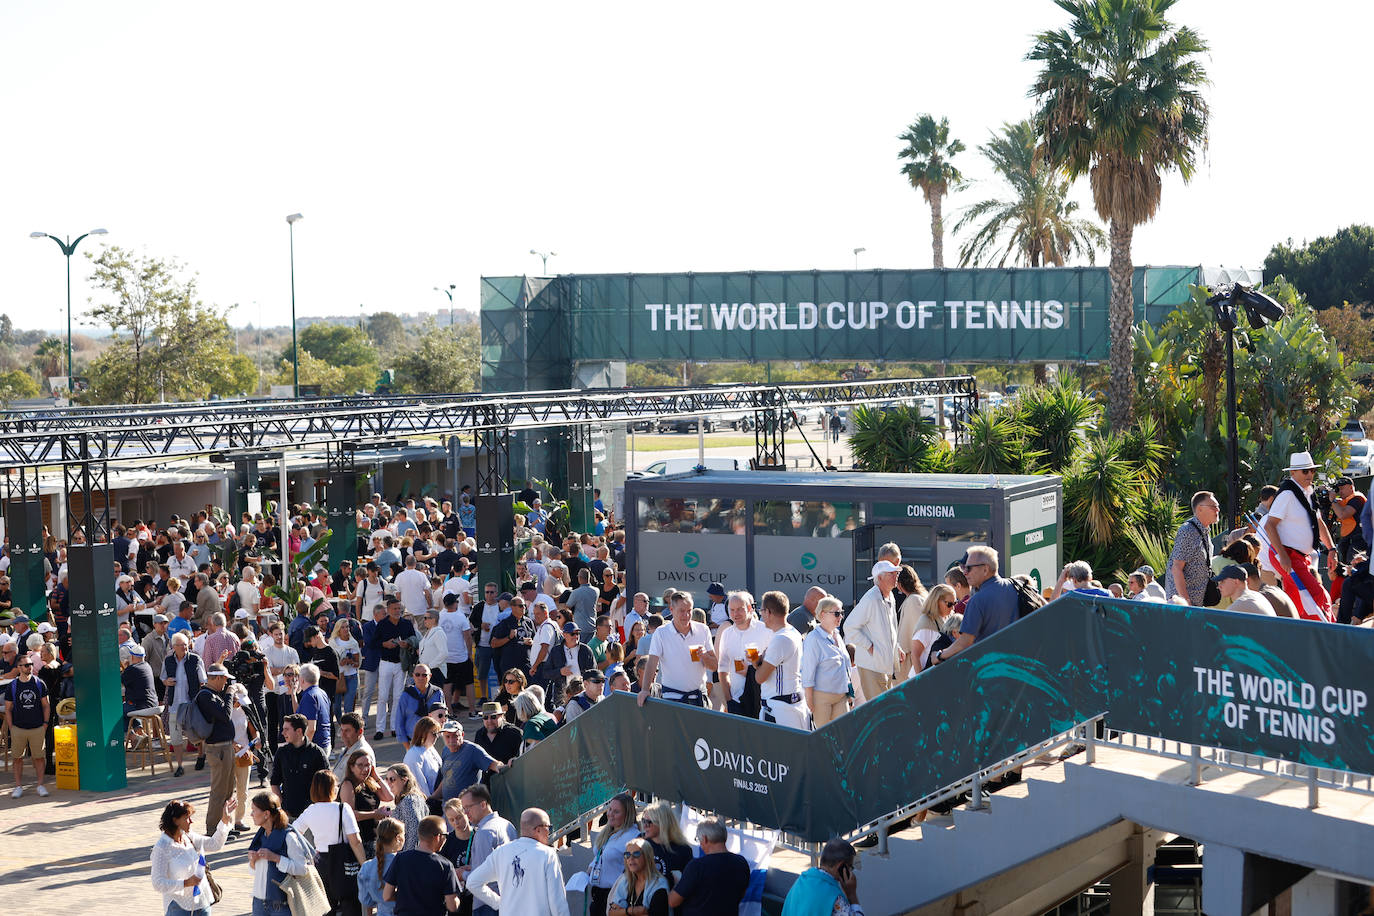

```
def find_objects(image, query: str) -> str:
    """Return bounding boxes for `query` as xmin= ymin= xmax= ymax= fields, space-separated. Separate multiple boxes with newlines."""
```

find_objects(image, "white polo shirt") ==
xmin=646 ymin=619 xmax=713 ymax=694
xmin=762 ymin=625 xmax=805 ymax=699
xmin=1268 ymin=488 xmax=1317 ymax=555
xmin=716 ymin=618 xmax=771 ymax=701
xmin=530 ymin=617 xmax=559 ymax=671
xmin=393 ymin=568 xmax=430 ymax=614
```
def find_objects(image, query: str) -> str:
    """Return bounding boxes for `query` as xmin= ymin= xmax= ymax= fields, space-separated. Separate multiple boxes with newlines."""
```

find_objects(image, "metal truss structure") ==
xmin=0 ymin=377 xmax=978 ymax=470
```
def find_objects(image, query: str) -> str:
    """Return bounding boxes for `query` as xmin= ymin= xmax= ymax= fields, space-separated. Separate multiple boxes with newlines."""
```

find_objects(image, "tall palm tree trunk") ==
xmin=1107 ymin=217 xmax=1135 ymax=428
xmin=930 ymin=192 xmax=945 ymax=268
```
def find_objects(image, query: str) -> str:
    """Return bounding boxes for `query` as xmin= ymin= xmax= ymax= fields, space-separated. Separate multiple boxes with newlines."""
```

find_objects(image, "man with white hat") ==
xmin=1262 ymin=451 xmax=1335 ymax=621
xmin=844 ymin=560 xmax=901 ymax=702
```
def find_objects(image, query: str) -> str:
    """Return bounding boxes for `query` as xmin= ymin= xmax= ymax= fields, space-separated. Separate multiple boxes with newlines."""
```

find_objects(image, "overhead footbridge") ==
xmin=492 ymin=595 xmax=1374 ymax=915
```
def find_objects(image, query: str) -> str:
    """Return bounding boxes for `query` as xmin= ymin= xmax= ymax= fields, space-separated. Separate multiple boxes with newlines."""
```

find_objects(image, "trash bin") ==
xmin=54 ymin=724 xmax=78 ymax=790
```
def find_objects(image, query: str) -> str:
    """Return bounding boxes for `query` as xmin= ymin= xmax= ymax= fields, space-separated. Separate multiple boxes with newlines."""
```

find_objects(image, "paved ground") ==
xmin=0 ymin=727 xmax=408 ymax=916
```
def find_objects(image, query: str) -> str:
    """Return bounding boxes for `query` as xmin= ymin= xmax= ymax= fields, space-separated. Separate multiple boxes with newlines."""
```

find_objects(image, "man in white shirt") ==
xmin=467 ymin=807 xmax=570 ymax=916
xmin=441 ymin=558 xmax=473 ymax=603
xmin=167 ymin=541 xmax=197 ymax=582
xmin=623 ymin=592 xmax=649 ymax=637
xmin=845 ymin=560 xmax=901 ymax=703
xmin=263 ymin=622 xmax=299 ymax=753
xmin=1262 ymin=451 xmax=1335 ymax=621
xmin=753 ymin=590 xmax=810 ymax=730
xmin=715 ymin=590 xmax=769 ymax=719
xmin=234 ymin=568 xmax=261 ymax=616
xmin=705 ymin=581 xmax=730 ymax=630
xmin=527 ymin=603 xmax=560 ymax=694
xmin=437 ymin=593 xmax=476 ymax=713
xmin=637 ymin=592 xmax=717 ymax=708
xmin=393 ymin=555 xmax=433 ymax=620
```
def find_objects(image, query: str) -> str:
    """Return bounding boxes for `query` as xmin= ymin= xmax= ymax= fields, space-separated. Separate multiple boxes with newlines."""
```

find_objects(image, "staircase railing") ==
xmin=491 ymin=594 xmax=1374 ymax=843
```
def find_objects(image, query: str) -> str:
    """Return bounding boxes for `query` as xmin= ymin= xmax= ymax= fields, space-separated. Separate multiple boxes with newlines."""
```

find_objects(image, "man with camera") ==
xmin=1262 ymin=452 xmax=1335 ymax=621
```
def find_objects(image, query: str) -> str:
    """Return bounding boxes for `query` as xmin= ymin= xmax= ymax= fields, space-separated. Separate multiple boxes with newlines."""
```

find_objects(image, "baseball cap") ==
xmin=1212 ymin=564 xmax=1248 ymax=584
xmin=869 ymin=560 xmax=901 ymax=579
xmin=562 ymin=622 xmax=580 ymax=634
xmin=497 ymin=592 xmax=513 ymax=602
xmin=153 ymin=614 xmax=169 ymax=624
xmin=1133 ymin=565 xmax=1155 ymax=578
xmin=440 ymin=720 xmax=462 ymax=733
xmin=234 ymin=609 xmax=250 ymax=619
xmin=36 ymin=622 xmax=56 ymax=634
xmin=706 ymin=583 xmax=726 ymax=597
xmin=128 ymin=644 xmax=146 ymax=656
xmin=443 ymin=593 xmax=459 ymax=606
xmin=206 ymin=664 xmax=234 ymax=679
xmin=427 ymin=698 xmax=448 ymax=711
xmin=582 ymin=669 xmax=606 ymax=683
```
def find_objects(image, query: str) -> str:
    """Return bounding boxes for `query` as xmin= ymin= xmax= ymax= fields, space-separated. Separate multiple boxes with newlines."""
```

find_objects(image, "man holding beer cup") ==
xmin=637 ymin=591 xmax=717 ymax=708
xmin=714 ymin=590 xmax=769 ymax=719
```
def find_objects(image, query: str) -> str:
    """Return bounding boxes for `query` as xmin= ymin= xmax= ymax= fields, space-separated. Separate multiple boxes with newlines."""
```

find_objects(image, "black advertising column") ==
xmin=327 ymin=472 xmax=359 ymax=574
xmin=228 ymin=457 xmax=260 ymax=526
xmin=476 ymin=494 xmax=516 ymax=594
xmin=68 ymin=541 xmax=125 ymax=790
xmin=567 ymin=449 xmax=594 ymax=533
xmin=5 ymin=495 xmax=46 ymax=617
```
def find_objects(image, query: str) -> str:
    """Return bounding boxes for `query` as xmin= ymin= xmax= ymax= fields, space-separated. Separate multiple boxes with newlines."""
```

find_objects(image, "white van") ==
xmin=627 ymin=456 xmax=741 ymax=478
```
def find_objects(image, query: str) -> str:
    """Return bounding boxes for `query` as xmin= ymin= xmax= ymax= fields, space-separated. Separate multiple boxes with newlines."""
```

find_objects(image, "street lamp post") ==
xmin=30 ymin=228 xmax=108 ymax=382
xmin=530 ymin=249 xmax=556 ymax=274
xmin=286 ymin=214 xmax=303 ymax=398
xmin=433 ymin=284 xmax=456 ymax=326
xmin=853 ymin=247 xmax=866 ymax=269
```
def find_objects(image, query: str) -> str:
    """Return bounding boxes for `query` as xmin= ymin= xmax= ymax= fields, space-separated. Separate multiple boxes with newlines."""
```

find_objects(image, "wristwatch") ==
xmin=934 ymin=650 xmax=943 ymax=664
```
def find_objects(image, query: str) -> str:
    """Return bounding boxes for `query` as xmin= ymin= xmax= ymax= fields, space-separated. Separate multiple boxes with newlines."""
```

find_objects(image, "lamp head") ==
xmin=1236 ymin=285 xmax=1285 ymax=329
xmin=29 ymin=232 xmax=46 ymax=239
xmin=1207 ymin=287 xmax=1237 ymax=332
xmin=286 ymin=213 xmax=304 ymax=224
xmin=89 ymin=229 xmax=108 ymax=236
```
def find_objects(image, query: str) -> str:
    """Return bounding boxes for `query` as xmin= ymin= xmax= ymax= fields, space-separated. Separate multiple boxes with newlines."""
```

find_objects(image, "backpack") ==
xmin=179 ymin=689 xmax=216 ymax=744
xmin=1011 ymin=575 xmax=1047 ymax=618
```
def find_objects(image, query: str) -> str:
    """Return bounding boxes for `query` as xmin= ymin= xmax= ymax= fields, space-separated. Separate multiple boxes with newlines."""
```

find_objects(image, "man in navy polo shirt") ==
xmin=931 ymin=546 xmax=1019 ymax=665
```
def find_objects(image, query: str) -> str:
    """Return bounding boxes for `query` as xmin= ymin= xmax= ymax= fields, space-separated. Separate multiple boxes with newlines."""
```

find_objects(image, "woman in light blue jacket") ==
xmin=357 ymin=817 xmax=404 ymax=916
xmin=608 ymin=837 xmax=670 ymax=916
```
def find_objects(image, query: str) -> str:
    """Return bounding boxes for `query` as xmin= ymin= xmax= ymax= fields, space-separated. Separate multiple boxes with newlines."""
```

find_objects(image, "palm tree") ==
xmin=32 ymin=337 xmax=63 ymax=378
xmin=953 ymin=120 xmax=1106 ymax=268
xmin=898 ymin=115 xmax=965 ymax=268
xmin=1029 ymin=0 xmax=1210 ymax=429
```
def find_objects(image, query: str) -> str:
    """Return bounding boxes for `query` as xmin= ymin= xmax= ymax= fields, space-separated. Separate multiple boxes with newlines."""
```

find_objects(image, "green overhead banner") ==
xmin=480 ymin=267 xmax=1201 ymax=388
xmin=491 ymin=594 xmax=1374 ymax=841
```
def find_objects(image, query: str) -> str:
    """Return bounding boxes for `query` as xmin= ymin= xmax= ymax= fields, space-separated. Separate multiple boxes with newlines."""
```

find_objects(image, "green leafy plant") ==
xmin=848 ymin=405 xmax=949 ymax=473
xmin=264 ymin=529 xmax=332 ymax=623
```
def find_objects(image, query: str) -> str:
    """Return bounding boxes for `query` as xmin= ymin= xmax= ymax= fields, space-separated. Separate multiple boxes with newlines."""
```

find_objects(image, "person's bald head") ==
xmin=520 ymin=807 xmax=553 ymax=844
xmin=802 ymin=587 xmax=827 ymax=612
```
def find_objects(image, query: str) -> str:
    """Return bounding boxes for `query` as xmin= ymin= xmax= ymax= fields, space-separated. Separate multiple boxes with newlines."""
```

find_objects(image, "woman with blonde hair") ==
xmin=637 ymin=799 xmax=692 ymax=886
xmin=908 ymin=584 xmax=956 ymax=677
xmin=513 ymin=686 xmax=558 ymax=750
xmin=608 ymin=836 xmax=670 ymax=916
xmin=381 ymin=763 xmax=428 ymax=851
xmin=402 ymin=715 xmax=442 ymax=797
xmin=583 ymin=792 xmax=641 ymax=916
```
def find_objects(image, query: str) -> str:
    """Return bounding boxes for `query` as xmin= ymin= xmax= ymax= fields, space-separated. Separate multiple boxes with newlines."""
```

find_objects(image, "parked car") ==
xmin=1342 ymin=419 xmax=1367 ymax=442
xmin=1344 ymin=439 xmax=1372 ymax=477
xmin=626 ymin=456 xmax=742 ymax=478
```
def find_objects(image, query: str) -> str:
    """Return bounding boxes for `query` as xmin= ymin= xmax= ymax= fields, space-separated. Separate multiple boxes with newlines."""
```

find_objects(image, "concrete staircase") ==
xmin=765 ymin=743 xmax=1374 ymax=916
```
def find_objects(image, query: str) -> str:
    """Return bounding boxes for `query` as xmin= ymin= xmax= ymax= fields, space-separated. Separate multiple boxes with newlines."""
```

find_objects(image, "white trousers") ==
xmin=376 ymin=660 xmax=405 ymax=734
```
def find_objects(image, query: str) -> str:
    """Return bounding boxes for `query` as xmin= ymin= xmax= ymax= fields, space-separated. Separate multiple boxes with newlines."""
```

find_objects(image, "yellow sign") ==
xmin=54 ymin=725 xmax=78 ymax=790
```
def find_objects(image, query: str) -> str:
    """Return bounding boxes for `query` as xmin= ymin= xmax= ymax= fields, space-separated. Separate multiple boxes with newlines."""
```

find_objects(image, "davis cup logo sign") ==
xmin=694 ymin=737 xmax=711 ymax=770
xmin=691 ymin=736 xmax=790 ymax=794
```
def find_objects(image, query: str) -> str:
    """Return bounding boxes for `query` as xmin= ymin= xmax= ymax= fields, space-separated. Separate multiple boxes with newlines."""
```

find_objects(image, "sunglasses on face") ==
xmin=623 ymin=850 xmax=643 ymax=859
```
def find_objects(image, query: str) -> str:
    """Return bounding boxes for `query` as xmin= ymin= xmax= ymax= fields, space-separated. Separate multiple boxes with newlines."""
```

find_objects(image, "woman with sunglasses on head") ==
xmin=581 ymin=793 xmax=640 ymax=916
xmin=607 ymin=837 xmax=669 ymax=916
xmin=800 ymin=596 xmax=854 ymax=727
xmin=151 ymin=797 xmax=236 ymax=916
xmin=636 ymin=800 xmax=692 ymax=888
xmin=908 ymin=584 xmax=956 ymax=678
xmin=382 ymin=763 xmax=429 ymax=851
xmin=340 ymin=749 xmax=394 ymax=859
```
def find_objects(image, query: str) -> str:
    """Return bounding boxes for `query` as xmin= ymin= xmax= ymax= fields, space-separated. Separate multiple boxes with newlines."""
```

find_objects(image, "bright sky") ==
xmin=3 ymin=1 xmax=1369 ymax=331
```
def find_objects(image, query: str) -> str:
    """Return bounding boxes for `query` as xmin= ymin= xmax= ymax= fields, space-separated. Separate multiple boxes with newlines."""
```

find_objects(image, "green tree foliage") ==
xmin=954 ymin=120 xmax=1105 ymax=268
xmin=626 ymin=363 xmax=683 ymax=387
xmin=1134 ymin=280 xmax=1356 ymax=509
xmin=1029 ymin=0 xmax=1211 ymax=429
xmin=898 ymin=114 xmax=965 ymax=268
xmin=290 ymin=323 xmax=378 ymax=369
xmin=1263 ymin=225 xmax=1374 ymax=310
xmin=0 ymin=369 xmax=39 ymax=401
xmin=367 ymin=311 xmax=406 ymax=351
xmin=391 ymin=320 xmax=479 ymax=394
xmin=82 ymin=245 xmax=252 ymax=404
xmin=847 ymin=405 xmax=950 ymax=473
xmin=272 ymin=350 xmax=374 ymax=396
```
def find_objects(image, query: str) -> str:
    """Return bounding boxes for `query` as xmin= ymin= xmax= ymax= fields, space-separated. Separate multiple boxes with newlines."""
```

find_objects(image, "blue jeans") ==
xmin=166 ymin=901 xmax=210 ymax=916
xmin=333 ymin=673 xmax=359 ymax=720
xmin=251 ymin=899 xmax=291 ymax=916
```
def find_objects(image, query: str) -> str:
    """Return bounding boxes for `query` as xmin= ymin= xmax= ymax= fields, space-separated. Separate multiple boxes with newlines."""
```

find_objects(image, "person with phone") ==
xmin=780 ymin=837 xmax=863 ymax=915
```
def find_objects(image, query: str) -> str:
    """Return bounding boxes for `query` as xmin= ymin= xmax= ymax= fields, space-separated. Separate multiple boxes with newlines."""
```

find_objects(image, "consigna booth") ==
xmin=624 ymin=470 xmax=1062 ymax=609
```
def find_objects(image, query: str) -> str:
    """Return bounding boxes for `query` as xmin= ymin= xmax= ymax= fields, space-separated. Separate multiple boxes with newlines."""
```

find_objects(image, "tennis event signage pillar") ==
xmin=67 ymin=542 xmax=126 ymax=791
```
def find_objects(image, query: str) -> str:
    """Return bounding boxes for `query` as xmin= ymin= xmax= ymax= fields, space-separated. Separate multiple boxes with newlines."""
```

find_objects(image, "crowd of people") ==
xmin=5 ymin=453 xmax=1370 ymax=914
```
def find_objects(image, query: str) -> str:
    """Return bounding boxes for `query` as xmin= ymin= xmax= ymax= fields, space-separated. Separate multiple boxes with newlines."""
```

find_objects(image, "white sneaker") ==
xmin=10 ymin=786 xmax=21 ymax=799
xmin=36 ymin=785 xmax=49 ymax=797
